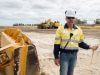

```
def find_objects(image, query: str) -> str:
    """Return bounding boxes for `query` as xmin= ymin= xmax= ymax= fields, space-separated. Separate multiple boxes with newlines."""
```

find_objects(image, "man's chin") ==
xmin=69 ymin=23 xmax=74 ymax=25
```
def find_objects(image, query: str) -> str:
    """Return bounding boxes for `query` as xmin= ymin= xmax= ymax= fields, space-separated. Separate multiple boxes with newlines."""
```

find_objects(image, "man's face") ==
xmin=66 ymin=17 xmax=75 ymax=24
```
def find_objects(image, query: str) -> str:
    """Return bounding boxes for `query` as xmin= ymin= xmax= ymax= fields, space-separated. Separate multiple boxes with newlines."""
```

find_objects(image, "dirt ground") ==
xmin=24 ymin=29 xmax=100 ymax=75
xmin=0 ymin=28 xmax=100 ymax=75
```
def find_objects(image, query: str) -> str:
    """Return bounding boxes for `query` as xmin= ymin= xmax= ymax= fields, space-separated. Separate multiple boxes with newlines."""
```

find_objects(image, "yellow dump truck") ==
xmin=0 ymin=28 xmax=40 ymax=75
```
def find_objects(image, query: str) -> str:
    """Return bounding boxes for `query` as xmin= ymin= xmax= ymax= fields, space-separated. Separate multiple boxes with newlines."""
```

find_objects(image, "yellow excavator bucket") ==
xmin=0 ymin=28 xmax=40 ymax=75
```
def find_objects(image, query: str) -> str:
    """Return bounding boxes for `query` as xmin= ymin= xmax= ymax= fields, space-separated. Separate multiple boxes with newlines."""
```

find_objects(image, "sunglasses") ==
xmin=67 ymin=17 xmax=75 ymax=19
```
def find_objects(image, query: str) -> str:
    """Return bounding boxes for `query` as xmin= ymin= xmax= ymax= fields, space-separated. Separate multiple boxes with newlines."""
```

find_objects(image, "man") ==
xmin=53 ymin=9 xmax=98 ymax=75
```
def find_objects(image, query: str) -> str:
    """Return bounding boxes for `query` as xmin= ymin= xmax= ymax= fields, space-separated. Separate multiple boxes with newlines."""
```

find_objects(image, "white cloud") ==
xmin=0 ymin=0 xmax=100 ymax=25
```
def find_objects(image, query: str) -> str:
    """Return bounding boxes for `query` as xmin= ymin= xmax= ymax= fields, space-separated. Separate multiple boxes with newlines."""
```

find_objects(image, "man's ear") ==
xmin=65 ymin=17 xmax=67 ymax=21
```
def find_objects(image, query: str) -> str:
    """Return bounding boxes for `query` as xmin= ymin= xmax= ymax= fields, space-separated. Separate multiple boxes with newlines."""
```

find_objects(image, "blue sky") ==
xmin=0 ymin=0 xmax=100 ymax=26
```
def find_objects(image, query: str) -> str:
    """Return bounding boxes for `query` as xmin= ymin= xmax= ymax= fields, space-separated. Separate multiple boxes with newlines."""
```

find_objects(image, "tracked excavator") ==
xmin=37 ymin=19 xmax=61 ymax=29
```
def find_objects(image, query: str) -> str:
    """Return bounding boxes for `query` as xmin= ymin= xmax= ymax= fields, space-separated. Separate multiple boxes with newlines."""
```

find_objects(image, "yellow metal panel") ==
xmin=19 ymin=46 xmax=28 ymax=75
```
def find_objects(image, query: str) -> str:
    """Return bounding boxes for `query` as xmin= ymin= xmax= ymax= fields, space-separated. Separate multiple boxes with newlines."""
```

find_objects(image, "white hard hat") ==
xmin=65 ymin=9 xmax=76 ymax=17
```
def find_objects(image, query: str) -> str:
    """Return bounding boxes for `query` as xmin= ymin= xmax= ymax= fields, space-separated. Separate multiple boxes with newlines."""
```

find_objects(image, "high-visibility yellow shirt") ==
xmin=54 ymin=24 xmax=84 ymax=50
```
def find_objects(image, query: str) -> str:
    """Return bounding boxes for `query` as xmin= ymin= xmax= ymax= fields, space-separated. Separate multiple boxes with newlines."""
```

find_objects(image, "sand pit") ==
xmin=24 ymin=29 xmax=100 ymax=75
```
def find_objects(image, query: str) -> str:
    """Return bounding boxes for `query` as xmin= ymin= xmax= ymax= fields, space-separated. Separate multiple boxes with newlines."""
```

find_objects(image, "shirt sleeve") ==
xmin=78 ymin=27 xmax=90 ymax=49
xmin=79 ymin=28 xmax=85 ymax=43
xmin=53 ymin=44 xmax=60 ymax=59
xmin=53 ymin=27 xmax=62 ymax=59
xmin=54 ymin=27 xmax=62 ymax=44
xmin=79 ymin=41 xmax=90 ymax=49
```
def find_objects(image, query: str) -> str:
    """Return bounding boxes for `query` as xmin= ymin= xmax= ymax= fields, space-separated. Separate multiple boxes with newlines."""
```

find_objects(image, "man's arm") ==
xmin=79 ymin=41 xmax=98 ymax=50
xmin=53 ymin=26 xmax=62 ymax=59
xmin=53 ymin=44 xmax=61 ymax=66
xmin=53 ymin=44 xmax=60 ymax=59
xmin=79 ymin=41 xmax=90 ymax=49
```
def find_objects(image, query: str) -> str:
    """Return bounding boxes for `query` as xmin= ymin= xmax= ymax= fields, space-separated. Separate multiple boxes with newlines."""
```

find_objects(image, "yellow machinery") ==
xmin=0 ymin=28 xmax=40 ymax=75
xmin=37 ymin=19 xmax=61 ymax=29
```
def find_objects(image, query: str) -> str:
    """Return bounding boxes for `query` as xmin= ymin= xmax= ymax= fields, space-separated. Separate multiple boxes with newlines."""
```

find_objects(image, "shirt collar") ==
xmin=64 ymin=23 xmax=77 ymax=29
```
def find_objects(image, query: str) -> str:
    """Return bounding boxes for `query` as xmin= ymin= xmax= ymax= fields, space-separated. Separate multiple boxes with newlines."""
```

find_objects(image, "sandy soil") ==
xmin=24 ymin=29 xmax=100 ymax=75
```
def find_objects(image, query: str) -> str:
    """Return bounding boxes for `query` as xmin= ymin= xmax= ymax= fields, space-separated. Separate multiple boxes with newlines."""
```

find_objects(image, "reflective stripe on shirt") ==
xmin=55 ymin=37 xmax=61 ymax=40
xmin=61 ymin=46 xmax=78 ymax=50
xmin=62 ymin=39 xmax=79 ymax=43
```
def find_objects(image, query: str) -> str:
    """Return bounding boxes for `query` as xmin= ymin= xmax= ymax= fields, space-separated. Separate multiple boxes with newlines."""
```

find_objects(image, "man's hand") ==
xmin=89 ymin=45 xmax=98 ymax=51
xmin=54 ymin=58 xmax=60 ymax=66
